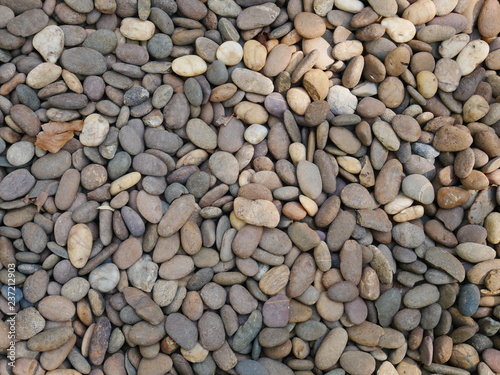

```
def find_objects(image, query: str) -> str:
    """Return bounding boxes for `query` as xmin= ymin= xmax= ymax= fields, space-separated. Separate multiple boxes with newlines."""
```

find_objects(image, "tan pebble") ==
xmin=259 ymin=265 xmax=290 ymax=295
xmin=120 ymin=18 xmax=155 ymax=40
xmin=80 ymin=113 xmax=110 ymax=147
xmin=216 ymin=41 xmax=243 ymax=66
xmin=402 ymin=0 xmax=437 ymax=25
xmin=67 ymin=224 xmax=93 ymax=268
xmin=234 ymin=101 xmax=268 ymax=124
xmin=286 ymin=87 xmax=311 ymax=115
xmin=299 ymin=195 xmax=318 ymax=216
xmin=456 ymin=40 xmax=490 ymax=76
xmin=243 ymin=40 xmax=267 ymax=71
xmin=110 ymin=172 xmax=141 ymax=195
xmin=294 ymin=12 xmax=326 ymax=39
xmin=233 ymin=197 xmax=280 ymax=228
xmin=26 ymin=62 xmax=62 ymax=89
xmin=61 ymin=70 xmax=83 ymax=94
xmin=416 ymin=71 xmax=438 ymax=99
xmin=332 ymin=40 xmax=363 ymax=61
xmin=337 ymin=156 xmax=361 ymax=174
xmin=381 ymin=17 xmax=416 ymax=43
xmin=393 ymin=205 xmax=424 ymax=222
xmin=463 ymin=95 xmax=489 ymax=123
xmin=172 ymin=55 xmax=208 ymax=77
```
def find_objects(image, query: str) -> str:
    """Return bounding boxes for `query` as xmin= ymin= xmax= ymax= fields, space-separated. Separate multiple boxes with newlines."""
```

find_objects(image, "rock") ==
xmin=233 ymin=197 xmax=280 ymax=228
xmin=381 ymin=17 xmax=416 ymax=43
xmin=165 ymin=313 xmax=198 ymax=350
xmin=403 ymin=283 xmax=440 ymax=308
xmin=236 ymin=3 xmax=280 ymax=30
xmin=232 ymin=68 xmax=274 ymax=95
xmin=32 ymin=26 xmax=64 ymax=64
xmin=172 ymin=55 xmax=207 ymax=77
xmin=0 ymin=169 xmax=35 ymax=201
xmin=456 ymin=243 xmax=496 ymax=263
xmin=424 ymin=247 xmax=465 ymax=282
xmin=340 ymin=351 xmax=376 ymax=375
xmin=120 ymin=17 xmax=155 ymax=40
xmin=89 ymin=263 xmax=120 ymax=293
xmin=456 ymin=40 xmax=489 ymax=76
xmin=327 ymin=85 xmax=357 ymax=115
xmin=123 ymin=286 xmax=164 ymax=325
xmin=294 ymin=12 xmax=326 ymax=38
xmin=402 ymin=174 xmax=435 ymax=204
xmin=67 ymin=224 xmax=92 ymax=269
xmin=483 ymin=348 xmax=500 ymax=373
xmin=458 ymin=284 xmax=480 ymax=317
xmin=61 ymin=47 xmax=107 ymax=75
xmin=262 ymin=295 xmax=290 ymax=328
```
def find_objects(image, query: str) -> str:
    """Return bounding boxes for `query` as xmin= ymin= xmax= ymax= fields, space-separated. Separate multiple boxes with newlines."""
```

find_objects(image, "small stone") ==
xmin=172 ymin=55 xmax=208 ymax=77
xmin=67 ymin=224 xmax=92 ymax=269
xmin=233 ymin=197 xmax=280 ymax=228
xmin=120 ymin=17 xmax=156 ymax=40
xmin=33 ymin=25 xmax=64 ymax=63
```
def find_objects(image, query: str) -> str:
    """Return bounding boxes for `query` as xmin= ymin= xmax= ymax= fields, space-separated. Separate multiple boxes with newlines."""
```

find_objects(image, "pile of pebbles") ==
xmin=0 ymin=0 xmax=500 ymax=374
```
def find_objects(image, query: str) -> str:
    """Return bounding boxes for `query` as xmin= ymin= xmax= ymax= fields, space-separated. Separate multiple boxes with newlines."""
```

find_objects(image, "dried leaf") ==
xmin=34 ymin=120 xmax=84 ymax=153
xmin=34 ymin=191 xmax=48 ymax=212
xmin=215 ymin=115 xmax=234 ymax=127
xmin=35 ymin=131 xmax=75 ymax=153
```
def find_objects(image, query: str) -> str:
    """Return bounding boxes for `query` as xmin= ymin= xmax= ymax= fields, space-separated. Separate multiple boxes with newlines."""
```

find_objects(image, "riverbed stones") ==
xmin=1 ymin=0 xmax=500 ymax=374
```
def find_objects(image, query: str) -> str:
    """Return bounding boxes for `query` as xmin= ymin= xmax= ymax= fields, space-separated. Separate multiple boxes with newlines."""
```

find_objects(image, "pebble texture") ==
xmin=0 ymin=1 xmax=499 ymax=375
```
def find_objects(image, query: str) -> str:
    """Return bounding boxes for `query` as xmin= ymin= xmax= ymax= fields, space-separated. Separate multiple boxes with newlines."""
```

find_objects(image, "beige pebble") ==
xmin=216 ymin=41 xmax=243 ymax=66
xmin=456 ymin=40 xmax=490 ymax=76
xmin=120 ymin=17 xmax=156 ymax=40
xmin=381 ymin=17 xmax=416 ymax=43
xmin=68 ymin=224 xmax=93 ymax=269
xmin=80 ymin=113 xmax=110 ymax=147
xmin=172 ymin=55 xmax=208 ymax=77
xmin=110 ymin=172 xmax=142 ymax=195
xmin=416 ymin=71 xmax=438 ymax=99
xmin=33 ymin=25 xmax=64 ymax=63
xmin=243 ymin=40 xmax=267 ymax=71
xmin=26 ymin=63 xmax=62 ymax=89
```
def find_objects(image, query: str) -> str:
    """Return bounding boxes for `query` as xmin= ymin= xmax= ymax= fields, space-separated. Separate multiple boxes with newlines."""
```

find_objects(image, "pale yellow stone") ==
xmin=176 ymin=149 xmax=209 ymax=168
xmin=299 ymin=195 xmax=318 ymax=216
xmin=181 ymin=343 xmax=209 ymax=363
xmin=381 ymin=17 xmax=417 ymax=43
xmin=110 ymin=172 xmax=142 ymax=195
xmin=233 ymin=197 xmax=280 ymax=227
xmin=120 ymin=18 xmax=155 ymax=41
xmin=485 ymin=212 xmax=500 ymax=244
xmin=68 ymin=224 xmax=92 ymax=269
xmin=234 ymin=102 xmax=268 ymax=124
xmin=416 ymin=71 xmax=438 ymax=99
xmin=216 ymin=41 xmax=243 ymax=66
xmin=229 ymin=211 xmax=247 ymax=231
xmin=456 ymin=40 xmax=490 ymax=76
xmin=62 ymin=70 xmax=83 ymax=94
xmin=463 ymin=95 xmax=489 ymax=123
xmin=438 ymin=33 xmax=470 ymax=59
xmin=286 ymin=87 xmax=311 ymax=115
xmin=384 ymin=193 xmax=414 ymax=215
xmin=337 ymin=156 xmax=362 ymax=174
xmin=26 ymin=63 xmax=62 ymax=89
xmin=243 ymin=40 xmax=267 ymax=71
xmin=393 ymin=205 xmax=424 ymax=222
xmin=171 ymin=55 xmax=207 ymax=77
xmin=289 ymin=142 xmax=307 ymax=165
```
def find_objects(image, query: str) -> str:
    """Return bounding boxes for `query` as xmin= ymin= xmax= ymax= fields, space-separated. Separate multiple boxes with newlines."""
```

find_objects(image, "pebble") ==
xmin=0 ymin=0 xmax=498 ymax=374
